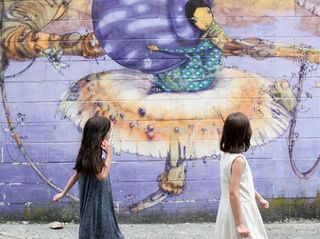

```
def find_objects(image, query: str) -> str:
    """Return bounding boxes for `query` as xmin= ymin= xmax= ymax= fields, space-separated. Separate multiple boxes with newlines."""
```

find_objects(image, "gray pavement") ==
xmin=0 ymin=221 xmax=319 ymax=239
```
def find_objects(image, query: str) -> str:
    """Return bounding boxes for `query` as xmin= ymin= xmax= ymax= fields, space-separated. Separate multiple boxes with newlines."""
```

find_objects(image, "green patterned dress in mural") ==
xmin=154 ymin=39 xmax=222 ymax=92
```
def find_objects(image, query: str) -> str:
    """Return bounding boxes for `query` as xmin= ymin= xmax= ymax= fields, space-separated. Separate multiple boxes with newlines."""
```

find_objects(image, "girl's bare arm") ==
xmin=255 ymin=190 xmax=269 ymax=209
xmin=96 ymin=140 xmax=112 ymax=181
xmin=229 ymin=156 xmax=250 ymax=238
xmin=255 ymin=190 xmax=263 ymax=200
xmin=53 ymin=172 xmax=79 ymax=202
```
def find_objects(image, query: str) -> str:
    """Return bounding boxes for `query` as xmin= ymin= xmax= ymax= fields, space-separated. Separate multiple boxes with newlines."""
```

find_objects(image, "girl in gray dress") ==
xmin=53 ymin=116 xmax=124 ymax=239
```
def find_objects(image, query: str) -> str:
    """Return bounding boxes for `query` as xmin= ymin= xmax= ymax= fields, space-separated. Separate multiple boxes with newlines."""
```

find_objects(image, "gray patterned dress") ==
xmin=78 ymin=174 xmax=124 ymax=239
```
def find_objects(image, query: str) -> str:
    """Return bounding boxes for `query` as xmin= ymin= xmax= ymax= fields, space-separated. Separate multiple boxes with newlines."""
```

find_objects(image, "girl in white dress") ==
xmin=214 ymin=112 xmax=269 ymax=238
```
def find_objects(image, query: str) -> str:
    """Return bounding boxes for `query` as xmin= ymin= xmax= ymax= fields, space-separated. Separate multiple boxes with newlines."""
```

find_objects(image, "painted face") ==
xmin=192 ymin=7 xmax=213 ymax=31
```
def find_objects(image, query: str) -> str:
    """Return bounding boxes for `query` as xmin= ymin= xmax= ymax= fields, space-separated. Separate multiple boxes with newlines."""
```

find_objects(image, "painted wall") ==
xmin=0 ymin=0 xmax=320 ymax=220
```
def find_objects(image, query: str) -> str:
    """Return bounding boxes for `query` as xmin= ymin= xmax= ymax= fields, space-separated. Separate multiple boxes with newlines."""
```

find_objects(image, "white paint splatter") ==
xmin=114 ymin=202 xmax=120 ymax=213
xmin=9 ymin=183 xmax=22 ymax=186
xmin=1 ymin=147 xmax=3 ymax=163
xmin=135 ymin=4 xmax=149 ymax=13
xmin=166 ymin=199 xmax=196 ymax=204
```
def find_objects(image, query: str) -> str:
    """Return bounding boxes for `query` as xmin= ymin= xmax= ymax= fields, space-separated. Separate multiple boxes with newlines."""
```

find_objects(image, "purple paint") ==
xmin=92 ymin=0 xmax=213 ymax=73
xmin=0 ymin=0 xmax=320 ymax=218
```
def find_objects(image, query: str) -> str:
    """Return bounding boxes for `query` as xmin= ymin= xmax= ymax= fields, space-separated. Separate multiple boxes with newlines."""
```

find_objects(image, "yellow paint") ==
xmin=44 ymin=0 xmax=93 ymax=33
xmin=66 ymin=0 xmax=93 ymax=19
xmin=214 ymin=0 xmax=295 ymax=15
xmin=193 ymin=7 xmax=214 ymax=31
xmin=275 ymin=43 xmax=320 ymax=64
xmin=250 ymin=0 xmax=295 ymax=11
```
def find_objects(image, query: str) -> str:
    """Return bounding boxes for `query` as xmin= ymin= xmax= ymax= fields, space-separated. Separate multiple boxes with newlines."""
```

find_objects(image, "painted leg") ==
xmin=130 ymin=141 xmax=186 ymax=212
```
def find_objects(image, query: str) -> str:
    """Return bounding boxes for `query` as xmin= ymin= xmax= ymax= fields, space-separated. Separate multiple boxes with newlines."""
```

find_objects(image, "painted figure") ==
xmin=147 ymin=1 xmax=223 ymax=92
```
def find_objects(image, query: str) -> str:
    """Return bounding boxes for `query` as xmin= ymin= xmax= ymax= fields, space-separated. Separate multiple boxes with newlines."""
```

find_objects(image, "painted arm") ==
xmin=203 ymin=18 xmax=320 ymax=64
xmin=53 ymin=172 xmax=79 ymax=202
xmin=202 ymin=18 xmax=229 ymax=50
xmin=222 ymin=36 xmax=320 ymax=64
xmin=229 ymin=156 xmax=250 ymax=238
xmin=2 ymin=0 xmax=104 ymax=61
xmin=147 ymin=40 xmax=213 ymax=55
xmin=95 ymin=139 xmax=112 ymax=181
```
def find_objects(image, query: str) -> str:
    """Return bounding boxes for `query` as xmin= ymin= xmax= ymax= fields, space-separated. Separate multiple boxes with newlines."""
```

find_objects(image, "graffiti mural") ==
xmin=1 ymin=0 xmax=320 ymax=215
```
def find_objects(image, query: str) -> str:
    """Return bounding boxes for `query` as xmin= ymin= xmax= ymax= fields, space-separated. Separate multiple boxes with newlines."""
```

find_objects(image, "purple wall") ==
xmin=0 ymin=0 xmax=319 ymax=219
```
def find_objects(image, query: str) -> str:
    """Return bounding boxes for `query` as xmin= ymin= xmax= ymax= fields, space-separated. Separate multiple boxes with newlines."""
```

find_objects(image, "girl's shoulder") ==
xmin=223 ymin=152 xmax=247 ymax=162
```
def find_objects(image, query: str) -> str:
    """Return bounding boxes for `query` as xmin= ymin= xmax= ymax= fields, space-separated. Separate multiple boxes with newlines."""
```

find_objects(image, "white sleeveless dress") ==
xmin=213 ymin=153 xmax=268 ymax=239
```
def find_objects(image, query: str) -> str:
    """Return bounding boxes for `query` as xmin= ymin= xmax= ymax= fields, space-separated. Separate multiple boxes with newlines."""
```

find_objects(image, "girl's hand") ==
xmin=53 ymin=192 xmax=65 ymax=202
xmin=147 ymin=45 xmax=160 ymax=51
xmin=236 ymin=224 xmax=250 ymax=238
xmin=257 ymin=197 xmax=269 ymax=209
xmin=101 ymin=139 xmax=112 ymax=154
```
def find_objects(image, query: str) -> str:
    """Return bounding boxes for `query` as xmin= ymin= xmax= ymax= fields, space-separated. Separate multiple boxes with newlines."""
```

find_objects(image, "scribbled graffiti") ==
xmin=0 ymin=0 xmax=319 ymax=215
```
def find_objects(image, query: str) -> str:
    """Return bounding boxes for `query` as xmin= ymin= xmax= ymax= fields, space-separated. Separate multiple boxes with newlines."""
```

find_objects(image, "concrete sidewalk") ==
xmin=0 ymin=222 xmax=319 ymax=239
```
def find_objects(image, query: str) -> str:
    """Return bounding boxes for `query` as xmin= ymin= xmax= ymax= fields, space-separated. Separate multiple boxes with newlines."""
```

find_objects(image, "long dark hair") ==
xmin=220 ymin=112 xmax=252 ymax=153
xmin=185 ymin=0 xmax=211 ymax=27
xmin=74 ymin=116 xmax=111 ymax=175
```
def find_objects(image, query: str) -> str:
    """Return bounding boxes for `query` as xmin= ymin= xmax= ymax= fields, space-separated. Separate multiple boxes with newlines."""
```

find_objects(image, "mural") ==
xmin=0 ymin=0 xmax=320 ymax=215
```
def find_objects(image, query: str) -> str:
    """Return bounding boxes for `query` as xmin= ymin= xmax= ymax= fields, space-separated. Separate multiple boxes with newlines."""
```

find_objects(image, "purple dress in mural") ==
xmin=92 ymin=0 xmax=213 ymax=74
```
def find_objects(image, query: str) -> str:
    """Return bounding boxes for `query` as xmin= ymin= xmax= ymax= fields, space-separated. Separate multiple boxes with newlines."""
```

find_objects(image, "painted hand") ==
xmin=147 ymin=45 xmax=160 ymax=51
xmin=308 ymin=50 xmax=320 ymax=64
xmin=53 ymin=192 xmax=65 ymax=202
